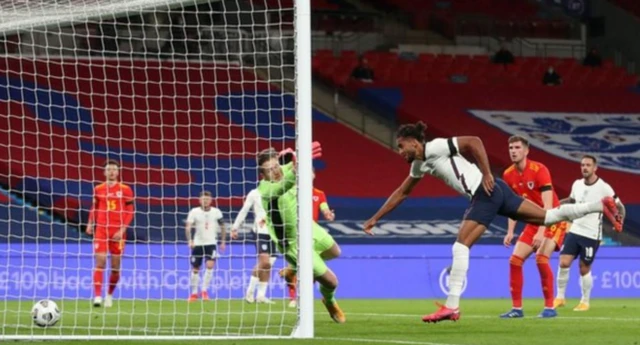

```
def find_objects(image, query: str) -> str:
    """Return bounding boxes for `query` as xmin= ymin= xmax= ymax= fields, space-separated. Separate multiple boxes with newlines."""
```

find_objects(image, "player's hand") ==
xmin=482 ymin=173 xmax=495 ymax=195
xmin=219 ymin=242 xmax=226 ymax=253
xmin=532 ymin=229 xmax=545 ymax=250
xmin=323 ymin=209 xmax=335 ymax=221
xmin=363 ymin=218 xmax=377 ymax=236
xmin=112 ymin=231 xmax=124 ymax=241
xmin=503 ymin=232 xmax=514 ymax=247
xmin=312 ymin=141 xmax=323 ymax=159
xmin=230 ymin=230 xmax=239 ymax=240
xmin=85 ymin=225 xmax=93 ymax=235
xmin=188 ymin=240 xmax=194 ymax=249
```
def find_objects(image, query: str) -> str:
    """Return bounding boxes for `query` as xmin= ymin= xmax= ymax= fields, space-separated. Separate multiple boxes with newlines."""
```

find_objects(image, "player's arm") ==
xmin=218 ymin=215 xmax=227 ymax=251
xmin=86 ymin=194 xmax=98 ymax=235
xmin=122 ymin=186 xmax=135 ymax=228
xmin=258 ymin=163 xmax=296 ymax=199
xmin=364 ymin=176 xmax=421 ymax=234
xmin=318 ymin=191 xmax=335 ymax=221
xmin=185 ymin=210 xmax=194 ymax=248
xmin=559 ymin=197 xmax=575 ymax=204
xmin=232 ymin=192 xmax=254 ymax=231
xmin=456 ymin=136 xmax=494 ymax=193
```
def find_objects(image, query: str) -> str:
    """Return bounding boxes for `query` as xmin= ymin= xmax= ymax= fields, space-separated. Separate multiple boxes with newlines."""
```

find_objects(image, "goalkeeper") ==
xmin=256 ymin=146 xmax=345 ymax=324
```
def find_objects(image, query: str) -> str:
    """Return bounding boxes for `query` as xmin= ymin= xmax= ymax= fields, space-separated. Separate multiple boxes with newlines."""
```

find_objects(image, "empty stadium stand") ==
xmin=314 ymin=50 xmax=637 ymax=88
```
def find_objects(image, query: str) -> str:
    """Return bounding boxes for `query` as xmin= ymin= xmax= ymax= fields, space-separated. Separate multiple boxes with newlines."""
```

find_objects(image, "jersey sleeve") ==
xmin=569 ymin=180 xmax=578 ymax=200
xmin=123 ymin=185 xmax=135 ymax=204
xmin=215 ymin=208 xmax=225 ymax=225
xmin=186 ymin=209 xmax=195 ymax=224
xmin=603 ymin=182 xmax=616 ymax=199
xmin=535 ymin=164 xmax=553 ymax=192
xmin=426 ymin=138 xmax=459 ymax=159
xmin=317 ymin=190 xmax=329 ymax=211
xmin=258 ymin=162 xmax=296 ymax=199
xmin=409 ymin=161 xmax=425 ymax=178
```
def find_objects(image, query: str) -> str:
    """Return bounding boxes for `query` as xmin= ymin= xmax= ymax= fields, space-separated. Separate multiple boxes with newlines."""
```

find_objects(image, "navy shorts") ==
xmin=256 ymin=233 xmax=277 ymax=257
xmin=560 ymin=232 xmax=600 ymax=266
xmin=464 ymin=178 xmax=524 ymax=227
xmin=191 ymin=244 xmax=217 ymax=268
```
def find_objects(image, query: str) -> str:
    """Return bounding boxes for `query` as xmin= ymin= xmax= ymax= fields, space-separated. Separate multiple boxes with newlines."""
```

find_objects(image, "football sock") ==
xmin=93 ymin=268 xmax=104 ymax=297
xmin=247 ymin=275 xmax=259 ymax=298
xmin=190 ymin=271 xmax=200 ymax=295
xmin=257 ymin=282 xmax=268 ymax=299
xmin=556 ymin=267 xmax=570 ymax=299
xmin=580 ymin=272 xmax=593 ymax=304
xmin=445 ymin=242 xmax=469 ymax=310
xmin=536 ymin=255 xmax=554 ymax=308
xmin=545 ymin=202 xmax=601 ymax=225
xmin=202 ymin=268 xmax=214 ymax=292
xmin=509 ymin=255 xmax=525 ymax=309
xmin=107 ymin=271 xmax=120 ymax=296
xmin=319 ymin=284 xmax=336 ymax=305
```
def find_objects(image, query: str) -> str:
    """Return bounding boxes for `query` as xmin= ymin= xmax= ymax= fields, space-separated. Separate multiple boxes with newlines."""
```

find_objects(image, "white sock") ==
xmin=445 ymin=242 xmax=469 ymax=310
xmin=247 ymin=275 xmax=259 ymax=297
xmin=202 ymin=268 xmax=214 ymax=292
xmin=556 ymin=267 xmax=569 ymax=299
xmin=580 ymin=272 xmax=593 ymax=304
xmin=257 ymin=282 xmax=268 ymax=299
xmin=190 ymin=272 xmax=200 ymax=295
xmin=544 ymin=202 xmax=602 ymax=225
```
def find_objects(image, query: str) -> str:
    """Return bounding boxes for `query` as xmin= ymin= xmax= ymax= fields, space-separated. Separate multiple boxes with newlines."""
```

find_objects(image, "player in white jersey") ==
xmin=185 ymin=191 xmax=227 ymax=302
xmin=363 ymin=121 xmax=623 ymax=323
xmin=232 ymin=188 xmax=277 ymax=304
xmin=554 ymin=155 xmax=625 ymax=311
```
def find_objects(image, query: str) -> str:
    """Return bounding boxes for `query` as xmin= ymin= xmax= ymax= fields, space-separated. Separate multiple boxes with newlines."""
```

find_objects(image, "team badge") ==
xmin=527 ymin=181 xmax=535 ymax=190
xmin=116 ymin=191 xmax=122 ymax=197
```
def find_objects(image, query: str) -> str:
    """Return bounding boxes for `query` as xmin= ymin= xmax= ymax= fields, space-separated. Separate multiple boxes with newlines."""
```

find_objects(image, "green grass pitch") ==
xmin=1 ymin=299 xmax=638 ymax=345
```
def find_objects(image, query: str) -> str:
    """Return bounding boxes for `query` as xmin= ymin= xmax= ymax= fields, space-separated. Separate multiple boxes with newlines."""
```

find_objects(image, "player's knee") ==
xmin=559 ymin=256 xmax=572 ymax=268
xmin=509 ymin=255 xmax=524 ymax=266
xmin=205 ymin=260 xmax=215 ymax=270
xmin=579 ymin=262 xmax=591 ymax=276
xmin=191 ymin=266 xmax=200 ymax=273
xmin=535 ymin=254 xmax=549 ymax=265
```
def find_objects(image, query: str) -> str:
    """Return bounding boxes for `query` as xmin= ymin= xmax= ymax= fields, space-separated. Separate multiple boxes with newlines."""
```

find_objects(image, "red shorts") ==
xmin=94 ymin=227 xmax=126 ymax=255
xmin=518 ymin=222 xmax=568 ymax=251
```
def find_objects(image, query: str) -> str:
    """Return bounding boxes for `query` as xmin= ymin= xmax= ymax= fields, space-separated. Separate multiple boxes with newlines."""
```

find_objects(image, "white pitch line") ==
xmin=344 ymin=312 xmax=640 ymax=322
xmin=318 ymin=336 xmax=463 ymax=345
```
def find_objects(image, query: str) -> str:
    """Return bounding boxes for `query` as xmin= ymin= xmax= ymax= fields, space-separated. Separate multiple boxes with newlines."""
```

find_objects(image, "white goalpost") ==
xmin=0 ymin=0 xmax=313 ymax=340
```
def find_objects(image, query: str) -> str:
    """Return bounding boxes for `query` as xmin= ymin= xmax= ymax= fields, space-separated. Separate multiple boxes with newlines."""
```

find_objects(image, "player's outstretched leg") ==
xmin=514 ymin=197 xmax=621 ymax=230
xmin=316 ymin=268 xmax=345 ymax=324
xmin=423 ymin=220 xmax=486 ymax=323
xmin=255 ymin=255 xmax=275 ymax=304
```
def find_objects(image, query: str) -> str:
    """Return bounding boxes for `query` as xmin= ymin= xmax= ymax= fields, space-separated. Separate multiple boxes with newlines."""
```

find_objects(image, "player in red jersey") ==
xmin=281 ymin=169 xmax=336 ymax=308
xmin=500 ymin=136 xmax=567 ymax=318
xmin=85 ymin=160 xmax=134 ymax=308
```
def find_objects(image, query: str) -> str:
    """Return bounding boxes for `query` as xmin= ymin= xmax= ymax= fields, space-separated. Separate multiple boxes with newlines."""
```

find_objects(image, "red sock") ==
xmin=509 ymin=255 xmax=524 ymax=308
xmin=536 ymin=255 xmax=554 ymax=308
xmin=108 ymin=271 xmax=120 ymax=296
xmin=93 ymin=268 xmax=104 ymax=297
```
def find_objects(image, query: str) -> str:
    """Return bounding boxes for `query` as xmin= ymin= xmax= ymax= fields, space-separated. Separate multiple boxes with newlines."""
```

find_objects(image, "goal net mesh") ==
xmin=0 ymin=0 xmax=301 ymax=339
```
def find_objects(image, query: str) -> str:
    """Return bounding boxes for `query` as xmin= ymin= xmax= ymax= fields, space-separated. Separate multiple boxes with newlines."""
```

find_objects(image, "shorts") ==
xmin=464 ymin=178 xmax=524 ymax=227
xmin=256 ymin=233 xmax=277 ymax=257
xmin=518 ymin=222 xmax=568 ymax=251
xmin=191 ymin=244 xmax=217 ymax=268
xmin=279 ymin=222 xmax=335 ymax=278
xmin=560 ymin=232 xmax=600 ymax=266
xmin=94 ymin=227 xmax=125 ymax=255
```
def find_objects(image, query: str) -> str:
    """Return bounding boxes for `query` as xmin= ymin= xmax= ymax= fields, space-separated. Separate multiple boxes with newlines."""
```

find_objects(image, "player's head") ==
xmin=103 ymin=159 xmax=120 ymax=181
xmin=395 ymin=121 xmax=427 ymax=163
xmin=257 ymin=148 xmax=282 ymax=181
xmin=199 ymin=191 xmax=212 ymax=209
xmin=508 ymin=135 xmax=530 ymax=164
xmin=580 ymin=155 xmax=598 ymax=179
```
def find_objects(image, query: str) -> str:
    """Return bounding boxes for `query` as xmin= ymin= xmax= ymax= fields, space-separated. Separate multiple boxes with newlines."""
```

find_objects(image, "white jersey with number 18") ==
xmin=410 ymin=137 xmax=483 ymax=199
xmin=568 ymin=177 xmax=617 ymax=240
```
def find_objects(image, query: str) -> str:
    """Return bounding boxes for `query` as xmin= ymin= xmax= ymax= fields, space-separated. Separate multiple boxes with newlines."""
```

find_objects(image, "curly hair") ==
xmin=396 ymin=121 xmax=427 ymax=142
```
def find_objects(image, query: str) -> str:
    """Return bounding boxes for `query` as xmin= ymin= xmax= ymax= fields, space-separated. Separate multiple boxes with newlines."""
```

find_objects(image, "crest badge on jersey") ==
xmin=116 ymin=191 xmax=122 ymax=197
xmin=527 ymin=181 xmax=535 ymax=190
xmin=468 ymin=110 xmax=640 ymax=175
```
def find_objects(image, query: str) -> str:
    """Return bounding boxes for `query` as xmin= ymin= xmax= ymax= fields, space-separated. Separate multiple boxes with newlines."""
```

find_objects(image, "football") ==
xmin=31 ymin=300 xmax=61 ymax=328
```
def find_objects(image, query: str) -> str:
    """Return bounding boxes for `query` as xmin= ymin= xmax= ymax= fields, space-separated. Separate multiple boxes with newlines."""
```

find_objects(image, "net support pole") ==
xmin=293 ymin=0 xmax=314 ymax=339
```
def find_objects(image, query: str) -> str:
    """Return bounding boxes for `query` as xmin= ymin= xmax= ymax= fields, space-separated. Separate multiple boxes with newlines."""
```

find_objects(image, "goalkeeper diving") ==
xmin=256 ymin=144 xmax=345 ymax=323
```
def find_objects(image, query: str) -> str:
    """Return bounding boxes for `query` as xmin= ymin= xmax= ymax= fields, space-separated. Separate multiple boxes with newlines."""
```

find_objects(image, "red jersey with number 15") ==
xmin=93 ymin=182 xmax=134 ymax=228
xmin=502 ymin=160 xmax=560 ymax=208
